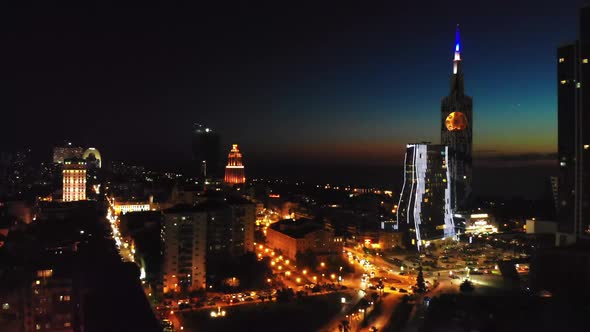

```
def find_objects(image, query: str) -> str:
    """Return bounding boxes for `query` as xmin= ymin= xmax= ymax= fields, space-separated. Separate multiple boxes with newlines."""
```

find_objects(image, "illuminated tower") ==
xmin=396 ymin=144 xmax=455 ymax=251
xmin=441 ymin=25 xmax=473 ymax=211
xmin=62 ymin=158 xmax=86 ymax=202
xmin=224 ymin=144 xmax=246 ymax=185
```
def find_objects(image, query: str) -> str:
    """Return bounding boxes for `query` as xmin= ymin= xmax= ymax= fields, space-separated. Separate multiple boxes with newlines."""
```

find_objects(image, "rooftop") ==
xmin=269 ymin=218 xmax=325 ymax=239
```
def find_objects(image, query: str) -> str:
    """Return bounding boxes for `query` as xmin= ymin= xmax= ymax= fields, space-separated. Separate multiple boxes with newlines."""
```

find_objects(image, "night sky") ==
xmin=0 ymin=1 xmax=583 ymax=194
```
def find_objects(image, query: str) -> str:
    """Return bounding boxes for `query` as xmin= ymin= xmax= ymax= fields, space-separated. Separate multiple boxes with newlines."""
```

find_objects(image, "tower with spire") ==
xmin=224 ymin=144 xmax=246 ymax=186
xmin=441 ymin=25 xmax=473 ymax=211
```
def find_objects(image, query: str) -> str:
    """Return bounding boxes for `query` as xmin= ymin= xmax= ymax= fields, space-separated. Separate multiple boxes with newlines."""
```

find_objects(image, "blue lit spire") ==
xmin=453 ymin=24 xmax=461 ymax=73
xmin=450 ymin=24 xmax=464 ymax=95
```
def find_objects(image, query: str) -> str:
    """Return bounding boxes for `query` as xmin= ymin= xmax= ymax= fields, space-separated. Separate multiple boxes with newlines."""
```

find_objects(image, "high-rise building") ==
xmin=396 ymin=144 xmax=455 ymax=250
xmin=161 ymin=196 xmax=255 ymax=293
xmin=441 ymin=25 xmax=473 ymax=211
xmin=162 ymin=208 xmax=207 ymax=293
xmin=226 ymin=196 xmax=256 ymax=253
xmin=53 ymin=143 xmax=84 ymax=164
xmin=557 ymin=7 xmax=590 ymax=245
xmin=192 ymin=124 xmax=221 ymax=181
xmin=62 ymin=158 xmax=86 ymax=202
xmin=224 ymin=144 xmax=246 ymax=186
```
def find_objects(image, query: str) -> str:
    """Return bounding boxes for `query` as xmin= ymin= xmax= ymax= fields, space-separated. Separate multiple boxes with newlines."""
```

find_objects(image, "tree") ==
xmin=415 ymin=265 xmax=426 ymax=293
xmin=339 ymin=320 xmax=351 ymax=332
xmin=370 ymin=292 xmax=379 ymax=303
xmin=460 ymin=279 xmax=475 ymax=293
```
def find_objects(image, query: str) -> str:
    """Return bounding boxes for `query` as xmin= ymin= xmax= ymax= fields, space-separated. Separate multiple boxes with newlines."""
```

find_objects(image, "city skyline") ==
xmin=2 ymin=4 xmax=590 ymax=332
xmin=0 ymin=1 xmax=581 ymax=168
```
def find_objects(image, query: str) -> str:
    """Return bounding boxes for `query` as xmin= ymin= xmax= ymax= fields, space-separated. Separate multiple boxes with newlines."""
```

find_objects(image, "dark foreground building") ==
xmin=0 ymin=201 xmax=160 ymax=332
xmin=557 ymin=6 xmax=590 ymax=245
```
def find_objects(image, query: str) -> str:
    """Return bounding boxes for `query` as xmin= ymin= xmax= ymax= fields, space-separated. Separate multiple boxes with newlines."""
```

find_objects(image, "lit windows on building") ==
xmin=559 ymin=57 xmax=565 ymax=63
xmin=62 ymin=158 xmax=86 ymax=202
xmin=583 ymin=58 xmax=588 ymax=64
xmin=396 ymin=144 xmax=455 ymax=251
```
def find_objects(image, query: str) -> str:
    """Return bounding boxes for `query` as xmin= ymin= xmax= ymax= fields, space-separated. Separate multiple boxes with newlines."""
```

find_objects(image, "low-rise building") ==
xmin=112 ymin=199 xmax=152 ymax=216
xmin=266 ymin=218 xmax=343 ymax=260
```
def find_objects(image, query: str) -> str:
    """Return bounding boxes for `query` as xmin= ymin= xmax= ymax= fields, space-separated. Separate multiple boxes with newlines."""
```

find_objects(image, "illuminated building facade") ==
xmin=192 ymin=124 xmax=221 ymax=181
xmin=557 ymin=7 xmax=590 ymax=245
xmin=224 ymin=144 xmax=246 ymax=185
xmin=441 ymin=25 xmax=473 ymax=211
xmin=454 ymin=213 xmax=498 ymax=235
xmin=396 ymin=144 xmax=455 ymax=250
xmin=266 ymin=218 xmax=343 ymax=260
xmin=112 ymin=201 xmax=151 ymax=215
xmin=52 ymin=144 xmax=84 ymax=164
xmin=62 ymin=158 xmax=86 ymax=202
xmin=162 ymin=209 xmax=207 ymax=293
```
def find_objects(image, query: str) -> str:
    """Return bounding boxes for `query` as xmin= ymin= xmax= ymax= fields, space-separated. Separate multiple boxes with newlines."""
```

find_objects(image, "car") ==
xmin=207 ymin=300 xmax=216 ymax=306
xmin=178 ymin=303 xmax=191 ymax=310
xmin=399 ymin=272 xmax=406 ymax=276
xmin=389 ymin=286 xmax=397 ymax=291
xmin=368 ymin=286 xmax=377 ymax=290
xmin=399 ymin=288 xmax=408 ymax=293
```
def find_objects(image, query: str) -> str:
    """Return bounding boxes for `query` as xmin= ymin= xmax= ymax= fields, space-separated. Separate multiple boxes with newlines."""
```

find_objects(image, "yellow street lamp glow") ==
xmin=267 ymin=278 xmax=271 ymax=283
xmin=271 ymin=261 xmax=276 ymax=266
xmin=278 ymin=266 xmax=283 ymax=270
xmin=331 ymin=274 xmax=336 ymax=279
xmin=259 ymin=245 xmax=263 ymax=250
xmin=285 ymin=260 xmax=290 ymax=265
xmin=313 ymin=276 xmax=317 ymax=281
xmin=303 ymin=270 xmax=307 ymax=275
xmin=296 ymin=277 xmax=301 ymax=283
xmin=321 ymin=262 xmax=325 ymax=267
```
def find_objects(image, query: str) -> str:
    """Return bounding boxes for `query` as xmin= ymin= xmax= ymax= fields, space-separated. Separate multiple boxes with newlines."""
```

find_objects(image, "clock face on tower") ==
xmin=445 ymin=112 xmax=468 ymax=131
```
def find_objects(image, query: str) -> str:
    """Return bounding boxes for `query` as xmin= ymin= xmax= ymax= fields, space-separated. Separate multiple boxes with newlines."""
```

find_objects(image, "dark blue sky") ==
xmin=0 ymin=1 xmax=583 ymax=170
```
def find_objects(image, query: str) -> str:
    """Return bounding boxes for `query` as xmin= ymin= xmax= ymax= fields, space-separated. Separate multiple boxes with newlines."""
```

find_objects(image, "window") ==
xmin=584 ymin=58 xmax=589 ymax=64
xmin=559 ymin=57 xmax=565 ymax=63
xmin=577 ymin=82 xmax=582 ymax=88
xmin=560 ymin=80 xmax=567 ymax=85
